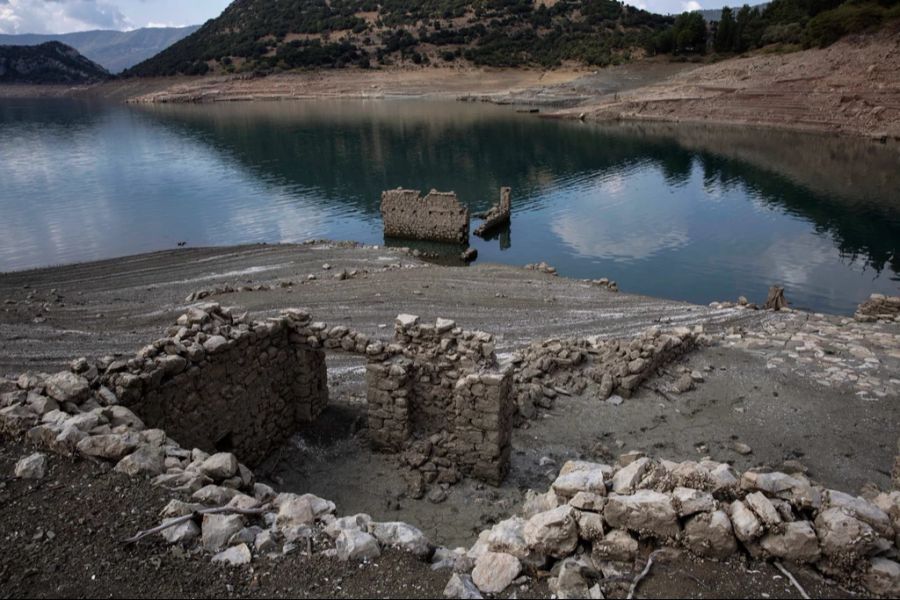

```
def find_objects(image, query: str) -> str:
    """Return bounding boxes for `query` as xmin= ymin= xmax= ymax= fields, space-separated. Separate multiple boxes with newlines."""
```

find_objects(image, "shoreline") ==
xmin=1 ymin=241 xmax=898 ymax=597
xmin=2 ymin=28 xmax=898 ymax=139
xmin=1 ymin=241 xmax=897 ymax=491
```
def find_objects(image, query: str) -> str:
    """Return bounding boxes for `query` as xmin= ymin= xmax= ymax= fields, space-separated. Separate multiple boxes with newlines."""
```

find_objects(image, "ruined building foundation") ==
xmin=100 ymin=304 xmax=514 ymax=484
xmin=366 ymin=315 xmax=515 ymax=485
xmin=381 ymin=189 xmax=470 ymax=244
xmin=474 ymin=187 xmax=512 ymax=238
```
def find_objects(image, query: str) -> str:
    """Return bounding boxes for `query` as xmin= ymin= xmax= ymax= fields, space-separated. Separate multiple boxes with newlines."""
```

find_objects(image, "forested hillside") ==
xmin=0 ymin=42 xmax=111 ymax=84
xmin=125 ymin=0 xmax=673 ymax=75
xmin=125 ymin=0 xmax=900 ymax=77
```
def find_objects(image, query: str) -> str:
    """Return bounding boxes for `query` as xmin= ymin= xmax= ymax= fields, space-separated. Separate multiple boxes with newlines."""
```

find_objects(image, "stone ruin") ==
xmin=2 ymin=304 xmax=899 ymax=597
xmin=101 ymin=307 xmax=328 ymax=466
xmin=381 ymin=188 xmax=470 ymax=244
xmin=14 ymin=302 xmax=515 ymax=486
xmin=367 ymin=314 xmax=515 ymax=486
xmin=474 ymin=186 xmax=511 ymax=238
xmin=856 ymin=293 xmax=900 ymax=323
xmin=380 ymin=186 xmax=513 ymax=247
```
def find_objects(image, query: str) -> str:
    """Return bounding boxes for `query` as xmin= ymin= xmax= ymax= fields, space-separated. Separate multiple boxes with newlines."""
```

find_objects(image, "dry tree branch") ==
xmin=627 ymin=549 xmax=665 ymax=599
xmin=774 ymin=560 xmax=811 ymax=600
xmin=123 ymin=505 xmax=270 ymax=544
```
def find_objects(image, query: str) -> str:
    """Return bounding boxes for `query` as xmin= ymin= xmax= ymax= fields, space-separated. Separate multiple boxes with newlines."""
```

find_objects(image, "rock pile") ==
xmin=856 ymin=294 xmax=900 ymax=323
xmin=587 ymin=278 xmax=618 ymax=292
xmin=443 ymin=455 xmax=900 ymax=598
xmin=523 ymin=262 xmax=558 ymax=276
xmin=509 ymin=326 xmax=705 ymax=419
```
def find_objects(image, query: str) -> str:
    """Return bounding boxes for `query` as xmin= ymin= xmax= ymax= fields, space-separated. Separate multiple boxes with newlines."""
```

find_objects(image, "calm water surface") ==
xmin=1 ymin=98 xmax=898 ymax=314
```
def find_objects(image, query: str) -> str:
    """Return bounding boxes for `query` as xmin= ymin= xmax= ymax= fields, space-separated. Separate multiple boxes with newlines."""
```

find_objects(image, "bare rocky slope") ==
xmin=555 ymin=27 xmax=900 ymax=139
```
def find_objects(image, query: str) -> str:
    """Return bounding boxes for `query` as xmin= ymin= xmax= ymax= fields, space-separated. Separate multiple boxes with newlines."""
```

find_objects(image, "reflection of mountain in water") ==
xmin=141 ymin=101 xmax=900 ymax=277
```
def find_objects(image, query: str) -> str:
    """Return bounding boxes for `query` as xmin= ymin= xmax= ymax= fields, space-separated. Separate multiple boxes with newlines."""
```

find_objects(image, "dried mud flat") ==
xmin=0 ymin=67 xmax=585 ymax=104
xmin=2 ymin=242 xmax=898 ymax=598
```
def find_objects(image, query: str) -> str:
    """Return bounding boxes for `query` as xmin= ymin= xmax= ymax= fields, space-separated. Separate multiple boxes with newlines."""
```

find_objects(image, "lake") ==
xmin=1 ymin=97 xmax=898 ymax=315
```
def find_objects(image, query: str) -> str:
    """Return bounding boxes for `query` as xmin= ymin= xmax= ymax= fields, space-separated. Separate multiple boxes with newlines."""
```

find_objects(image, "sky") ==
xmin=0 ymin=0 xmax=716 ymax=35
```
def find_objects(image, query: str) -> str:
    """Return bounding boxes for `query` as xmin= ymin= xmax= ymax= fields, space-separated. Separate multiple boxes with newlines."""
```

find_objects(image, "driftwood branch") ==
xmin=627 ymin=550 xmax=664 ymax=599
xmin=774 ymin=561 xmax=810 ymax=600
xmin=123 ymin=505 xmax=269 ymax=544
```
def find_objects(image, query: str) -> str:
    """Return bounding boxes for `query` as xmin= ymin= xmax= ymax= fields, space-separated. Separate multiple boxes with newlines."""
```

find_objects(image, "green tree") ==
xmin=733 ymin=4 xmax=754 ymax=51
xmin=715 ymin=6 xmax=736 ymax=52
xmin=672 ymin=11 xmax=707 ymax=54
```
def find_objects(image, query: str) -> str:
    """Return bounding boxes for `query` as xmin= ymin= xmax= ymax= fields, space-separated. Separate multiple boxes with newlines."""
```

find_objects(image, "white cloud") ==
xmin=682 ymin=1 xmax=703 ymax=11
xmin=550 ymin=172 xmax=691 ymax=261
xmin=145 ymin=21 xmax=183 ymax=29
xmin=0 ymin=0 xmax=131 ymax=35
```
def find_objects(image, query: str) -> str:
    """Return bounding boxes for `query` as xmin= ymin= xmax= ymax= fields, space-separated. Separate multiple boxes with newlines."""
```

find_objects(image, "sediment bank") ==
xmin=4 ymin=28 xmax=897 ymax=139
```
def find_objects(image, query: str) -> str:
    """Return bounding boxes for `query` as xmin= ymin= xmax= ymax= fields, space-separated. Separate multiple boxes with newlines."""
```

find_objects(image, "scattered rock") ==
xmin=523 ymin=505 xmax=578 ymax=558
xmin=200 ymin=452 xmax=239 ymax=480
xmin=682 ymin=510 xmax=737 ymax=559
xmin=443 ymin=573 xmax=483 ymax=599
xmin=760 ymin=521 xmax=820 ymax=563
xmin=202 ymin=514 xmax=245 ymax=552
xmin=605 ymin=490 xmax=680 ymax=539
xmin=211 ymin=543 xmax=252 ymax=566
xmin=335 ymin=529 xmax=381 ymax=562
xmin=472 ymin=551 xmax=521 ymax=594
xmin=160 ymin=518 xmax=201 ymax=544
xmin=14 ymin=452 xmax=47 ymax=479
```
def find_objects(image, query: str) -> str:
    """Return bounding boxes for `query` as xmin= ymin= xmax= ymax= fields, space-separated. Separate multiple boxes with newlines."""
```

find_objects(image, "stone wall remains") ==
xmin=474 ymin=187 xmax=511 ymax=237
xmin=381 ymin=189 xmax=470 ymax=244
xmin=461 ymin=454 xmax=900 ymax=597
xmin=366 ymin=314 xmax=514 ymax=485
xmin=101 ymin=305 xmax=328 ymax=466
xmin=856 ymin=293 xmax=900 ymax=323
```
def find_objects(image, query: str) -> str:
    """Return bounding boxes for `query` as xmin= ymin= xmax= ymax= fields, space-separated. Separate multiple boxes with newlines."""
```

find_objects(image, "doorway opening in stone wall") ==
xmin=250 ymin=351 xmax=498 ymax=548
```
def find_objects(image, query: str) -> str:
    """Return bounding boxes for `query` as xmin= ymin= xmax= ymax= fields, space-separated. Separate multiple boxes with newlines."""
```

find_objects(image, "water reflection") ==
xmin=0 ymin=98 xmax=897 ymax=314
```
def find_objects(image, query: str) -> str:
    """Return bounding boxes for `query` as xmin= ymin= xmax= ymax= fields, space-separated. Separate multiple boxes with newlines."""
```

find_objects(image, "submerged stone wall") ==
xmin=381 ymin=188 xmax=470 ymax=244
xmin=856 ymin=293 xmax=900 ymax=323
xmin=366 ymin=314 xmax=514 ymax=485
xmin=101 ymin=305 xmax=328 ymax=466
xmin=474 ymin=187 xmax=512 ymax=237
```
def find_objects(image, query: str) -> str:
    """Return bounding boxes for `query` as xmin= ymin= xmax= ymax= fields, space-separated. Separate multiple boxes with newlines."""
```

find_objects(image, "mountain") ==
xmin=0 ymin=42 xmax=111 ymax=84
xmin=125 ymin=0 xmax=673 ymax=76
xmin=0 ymin=26 xmax=199 ymax=73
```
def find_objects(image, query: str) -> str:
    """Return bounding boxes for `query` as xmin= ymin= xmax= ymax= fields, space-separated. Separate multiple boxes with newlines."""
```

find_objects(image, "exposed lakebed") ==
xmin=1 ymin=97 xmax=898 ymax=314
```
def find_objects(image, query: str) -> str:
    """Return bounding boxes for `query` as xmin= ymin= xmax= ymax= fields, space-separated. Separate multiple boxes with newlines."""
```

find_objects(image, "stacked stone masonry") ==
xmin=100 ymin=305 xmax=328 ymax=466
xmin=474 ymin=187 xmax=512 ymax=238
xmin=856 ymin=293 xmax=900 ymax=323
xmin=366 ymin=314 xmax=515 ymax=485
xmin=381 ymin=188 xmax=470 ymax=244
xmin=3 ymin=302 xmax=515 ymax=487
xmin=2 ymin=305 xmax=900 ymax=597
